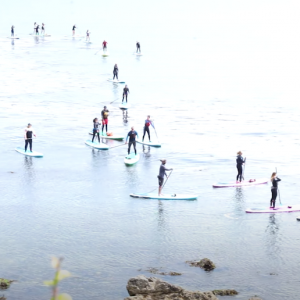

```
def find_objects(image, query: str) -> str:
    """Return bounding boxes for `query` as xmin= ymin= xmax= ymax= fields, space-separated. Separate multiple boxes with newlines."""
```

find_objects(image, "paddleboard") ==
xmin=124 ymin=153 xmax=140 ymax=165
xmin=119 ymin=102 xmax=130 ymax=109
xmin=102 ymin=52 xmax=109 ymax=57
xmin=88 ymin=132 xmax=124 ymax=140
xmin=135 ymin=52 xmax=142 ymax=56
xmin=108 ymin=79 xmax=125 ymax=84
xmin=246 ymin=205 xmax=300 ymax=213
xmin=130 ymin=193 xmax=197 ymax=200
xmin=85 ymin=140 xmax=109 ymax=150
xmin=15 ymin=147 xmax=43 ymax=157
xmin=8 ymin=37 xmax=19 ymax=39
xmin=213 ymin=178 xmax=269 ymax=188
xmin=136 ymin=139 xmax=161 ymax=148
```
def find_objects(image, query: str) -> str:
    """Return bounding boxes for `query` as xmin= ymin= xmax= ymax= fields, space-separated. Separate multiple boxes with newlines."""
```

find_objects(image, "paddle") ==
xmin=276 ymin=167 xmax=282 ymax=205
xmin=109 ymin=143 xmax=126 ymax=149
xmin=161 ymin=170 xmax=173 ymax=192
xmin=242 ymin=157 xmax=246 ymax=180
xmin=151 ymin=121 xmax=160 ymax=143
xmin=95 ymin=49 xmax=101 ymax=55
xmin=110 ymin=98 xmax=119 ymax=104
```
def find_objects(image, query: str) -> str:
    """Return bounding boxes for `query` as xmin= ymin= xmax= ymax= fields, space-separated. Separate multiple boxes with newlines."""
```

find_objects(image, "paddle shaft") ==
xmin=109 ymin=144 xmax=126 ymax=149
xmin=152 ymin=121 xmax=160 ymax=142
xmin=276 ymin=167 xmax=282 ymax=204
xmin=162 ymin=170 xmax=173 ymax=191
xmin=242 ymin=157 xmax=246 ymax=180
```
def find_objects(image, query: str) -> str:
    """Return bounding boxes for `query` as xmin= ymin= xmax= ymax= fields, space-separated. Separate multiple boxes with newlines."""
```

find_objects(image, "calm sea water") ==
xmin=1 ymin=1 xmax=300 ymax=299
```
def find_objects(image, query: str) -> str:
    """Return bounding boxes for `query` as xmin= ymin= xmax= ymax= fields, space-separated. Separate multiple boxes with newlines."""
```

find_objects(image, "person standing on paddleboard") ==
xmin=33 ymin=22 xmax=37 ymax=35
xmin=102 ymin=40 xmax=108 ymax=51
xmin=270 ymin=172 xmax=281 ymax=209
xmin=122 ymin=85 xmax=129 ymax=103
xmin=101 ymin=106 xmax=109 ymax=135
xmin=24 ymin=124 xmax=36 ymax=152
xmin=11 ymin=26 xmax=15 ymax=37
xmin=142 ymin=115 xmax=155 ymax=142
xmin=92 ymin=118 xmax=101 ymax=143
xmin=86 ymin=30 xmax=90 ymax=41
xmin=113 ymin=64 xmax=118 ymax=80
xmin=72 ymin=25 xmax=76 ymax=36
xmin=236 ymin=151 xmax=245 ymax=183
xmin=41 ymin=23 xmax=45 ymax=35
xmin=158 ymin=159 xmax=173 ymax=196
xmin=126 ymin=127 xmax=138 ymax=155
xmin=36 ymin=24 xmax=39 ymax=35
xmin=136 ymin=41 xmax=141 ymax=53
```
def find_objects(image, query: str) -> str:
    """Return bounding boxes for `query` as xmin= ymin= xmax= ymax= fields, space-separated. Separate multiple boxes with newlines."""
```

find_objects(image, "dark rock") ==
xmin=212 ymin=289 xmax=238 ymax=296
xmin=125 ymin=275 xmax=218 ymax=300
xmin=0 ymin=279 xmax=13 ymax=290
xmin=146 ymin=268 xmax=182 ymax=276
xmin=186 ymin=258 xmax=216 ymax=271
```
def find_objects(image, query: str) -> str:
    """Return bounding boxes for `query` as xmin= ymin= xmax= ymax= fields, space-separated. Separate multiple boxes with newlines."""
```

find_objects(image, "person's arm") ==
xmin=276 ymin=177 xmax=281 ymax=182
xmin=125 ymin=133 xmax=129 ymax=144
xmin=33 ymin=130 xmax=36 ymax=138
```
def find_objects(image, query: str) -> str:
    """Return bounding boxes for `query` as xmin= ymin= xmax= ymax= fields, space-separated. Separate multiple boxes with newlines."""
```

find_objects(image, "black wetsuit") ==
xmin=136 ymin=42 xmax=140 ymax=53
xmin=236 ymin=155 xmax=245 ymax=182
xmin=270 ymin=177 xmax=281 ymax=208
xmin=113 ymin=66 xmax=118 ymax=80
xmin=11 ymin=26 xmax=14 ymax=37
xmin=36 ymin=25 xmax=39 ymax=34
xmin=142 ymin=120 xmax=153 ymax=141
xmin=72 ymin=25 xmax=76 ymax=31
xmin=92 ymin=122 xmax=101 ymax=143
xmin=122 ymin=87 xmax=129 ymax=102
xmin=25 ymin=130 xmax=33 ymax=151
xmin=127 ymin=130 xmax=138 ymax=154
xmin=158 ymin=164 xmax=171 ymax=187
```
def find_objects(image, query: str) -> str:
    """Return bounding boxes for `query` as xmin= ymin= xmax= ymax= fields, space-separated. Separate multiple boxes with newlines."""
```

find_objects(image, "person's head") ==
xmin=125 ymin=85 xmax=127 ymax=88
xmin=93 ymin=118 xmax=98 ymax=123
xmin=104 ymin=106 xmax=107 ymax=110
xmin=237 ymin=151 xmax=242 ymax=155
xmin=34 ymin=22 xmax=36 ymax=24
xmin=160 ymin=159 xmax=166 ymax=165
xmin=115 ymin=63 xmax=117 ymax=66
xmin=27 ymin=123 xmax=32 ymax=128
xmin=271 ymin=172 xmax=277 ymax=180
xmin=147 ymin=115 xmax=150 ymax=120
xmin=131 ymin=126 xmax=134 ymax=131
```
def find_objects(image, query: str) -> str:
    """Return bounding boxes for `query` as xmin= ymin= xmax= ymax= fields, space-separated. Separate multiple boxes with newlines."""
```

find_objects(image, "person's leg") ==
xmin=142 ymin=127 xmax=146 ymax=141
xmin=29 ymin=139 xmax=33 ymax=151
xmin=97 ymin=132 xmax=100 ymax=143
xmin=128 ymin=142 xmax=132 ymax=154
xmin=126 ymin=94 xmax=128 ymax=103
xmin=25 ymin=140 xmax=28 ymax=151
xmin=102 ymin=123 xmax=105 ymax=133
xmin=116 ymin=73 xmax=118 ymax=80
xmin=122 ymin=94 xmax=124 ymax=102
xmin=273 ymin=189 xmax=277 ymax=208
xmin=105 ymin=124 xmax=108 ymax=133
xmin=238 ymin=166 xmax=243 ymax=182
xmin=92 ymin=131 xmax=96 ymax=142
xmin=113 ymin=73 xmax=116 ymax=80
xmin=147 ymin=127 xmax=150 ymax=141
xmin=133 ymin=141 xmax=136 ymax=154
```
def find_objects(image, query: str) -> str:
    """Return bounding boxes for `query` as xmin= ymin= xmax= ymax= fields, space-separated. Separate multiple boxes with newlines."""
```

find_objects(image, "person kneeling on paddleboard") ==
xmin=122 ymin=85 xmax=129 ymax=103
xmin=113 ymin=64 xmax=118 ymax=80
xmin=158 ymin=159 xmax=173 ymax=196
xmin=101 ymin=106 xmax=109 ymax=135
xmin=270 ymin=172 xmax=281 ymax=209
xmin=236 ymin=151 xmax=245 ymax=183
xmin=92 ymin=118 xmax=101 ymax=143
xmin=126 ymin=127 xmax=138 ymax=155
xmin=142 ymin=115 xmax=154 ymax=142
xmin=24 ymin=123 xmax=36 ymax=152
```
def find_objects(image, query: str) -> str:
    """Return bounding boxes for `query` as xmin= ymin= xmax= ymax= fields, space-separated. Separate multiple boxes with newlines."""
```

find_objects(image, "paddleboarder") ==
xmin=102 ymin=40 xmax=108 ymax=51
xmin=41 ymin=23 xmax=45 ymax=35
xmin=113 ymin=64 xmax=118 ymax=80
xmin=11 ymin=25 xmax=15 ymax=37
xmin=136 ymin=41 xmax=141 ymax=53
xmin=142 ymin=115 xmax=155 ymax=142
xmin=236 ymin=151 xmax=245 ymax=183
xmin=270 ymin=172 xmax=281 ymax=209
xmin=92 ymin=118 xmax=101 ymax=143
xmin=125 ymin=126 xmax=138 ymax=155
xmin=24 ymin=123 xmax=36 ymax=152
xmin=86 ymin=30 xmax=90 ymax=41
xmin=158 ymin=159 xmax=173 ymax=196
xmin=101 ymin=106 xmax=109 ymax=135
xmin=72 ymin=25 xmax=76 ymax=36
xmin=33 ymin=22 xmax=37 ymax=35
xmin=122 ymin=85 xmax=129 ymax=103
xmin=36 ymin=24 xmax=39 ymax=35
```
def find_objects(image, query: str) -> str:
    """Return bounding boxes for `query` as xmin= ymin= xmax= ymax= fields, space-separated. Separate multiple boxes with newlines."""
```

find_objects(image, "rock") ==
xmin=146 ymin=268 xmax=182 ymax=276
xmin=125 ymin=275 xmax=218 ymax=300
xmin=212 ymin=289 xmax=238 ymax=296
xmin=186 ymin=258 xmax=216 ymax=271
xmin=0 ymin=296 xmax=6 ymax=300
xmin=0 ymin=279 xmax=13 ymax=290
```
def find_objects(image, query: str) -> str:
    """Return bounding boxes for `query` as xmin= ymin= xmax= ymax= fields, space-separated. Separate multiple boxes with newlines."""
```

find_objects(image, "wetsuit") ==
xmin=41 ymin=25 xmax=45 ymax=34
xmin=126 ymin=130 xmax=138 ymax=154
xmin=72 ymin=25 xmax=76 ymax=31
xmin=101 ymin=109 xmax=109 ymax=132
xmin=36 ymin=25 xmax=39 ymax=35
xmin=11 ymin=26 xmax=14 ymax=37
xmin=92 ymin=122 xmax=101 ymax=143
xmin=113 ymin=66 xmax=118 ymax=80
xmin=122 ymin=87 xmax=129 ymax=102
xmin=236 ymin=155 xmax=245 ymax=182
xmin=136 ymin=42 xmax=140 ymax=53
xmin=103 ymin=41 xmax=107 ymax=50
xmin=270 ymin=177 xmax=281 ymax=208
xmin=158 ymin=164 xmax=171 ymax=187
xmin=142 ymin=119 xmax=154 ymax=142
xmin=25 ymin=128 xmax=34 ymax=151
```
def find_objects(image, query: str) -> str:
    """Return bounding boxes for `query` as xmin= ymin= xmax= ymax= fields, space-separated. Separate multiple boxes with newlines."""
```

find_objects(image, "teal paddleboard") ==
xmin=15 ymin=147 xmax=43 ymax=157
xmin=124 ymin=153 xmax=139 ymax=165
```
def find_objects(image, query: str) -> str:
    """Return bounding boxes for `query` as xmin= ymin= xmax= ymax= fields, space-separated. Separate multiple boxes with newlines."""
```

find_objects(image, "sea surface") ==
xmin=1 ymin=1 xmax=300 ymax=299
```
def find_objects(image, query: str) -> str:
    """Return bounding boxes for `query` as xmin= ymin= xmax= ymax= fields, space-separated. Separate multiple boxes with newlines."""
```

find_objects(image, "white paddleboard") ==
xmin=246 ymin=205 xmax=300 ymax=213
xmin=88 ymin=132 xmax=124 ymax=140
xmin=136 ymin=139 xmax=161 ymax=148
xmin=124 ymin=153 xmax=140 ymax=165
xmin=8 ymin=37 xmax=19 ymax=39
xmin=119 ymin=102 xmax=130 ymax=110
xmin=85 ymin=140 xmax=109 ymax=150
xmin=108 ymin=79 xmax=125 ymax=84
xmin=130 ymin=193 xmax=197 ymax=200
xmin=15 ymin=147 xmax=43 ymax=157
xmin=135 ymin=52 xmax=142 ymax=56
xmin=213 ymin=178 xmax=269 ymax=188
